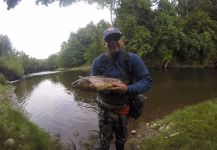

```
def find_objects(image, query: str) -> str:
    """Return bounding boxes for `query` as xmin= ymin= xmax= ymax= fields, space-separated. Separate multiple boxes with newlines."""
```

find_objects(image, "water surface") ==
xmin=14 ymin=69 xmax=217 ymax=149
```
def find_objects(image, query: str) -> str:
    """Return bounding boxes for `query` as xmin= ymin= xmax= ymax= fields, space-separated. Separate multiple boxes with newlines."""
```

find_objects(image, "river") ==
xmin=14 ymin=69 xmax=217 ymax=149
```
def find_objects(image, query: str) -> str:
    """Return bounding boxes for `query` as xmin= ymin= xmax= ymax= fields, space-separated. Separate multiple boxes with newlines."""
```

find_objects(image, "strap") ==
xmin=97 ymin=98 xmax=128 ymax=110
xmin=115 ymin=51 xmax=133 ymax=83
xmin=99 ymin=53 xmax=108 ymax=74
xmin=124 ymin=51 xmax=134 ymax=83
xmin=124 ymin=51 xmax=130 ymax=75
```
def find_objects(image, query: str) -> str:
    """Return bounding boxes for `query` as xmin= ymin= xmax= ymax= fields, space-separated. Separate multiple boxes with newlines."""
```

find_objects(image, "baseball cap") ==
xmin=103 ymin=27 xmax=122 ymax=42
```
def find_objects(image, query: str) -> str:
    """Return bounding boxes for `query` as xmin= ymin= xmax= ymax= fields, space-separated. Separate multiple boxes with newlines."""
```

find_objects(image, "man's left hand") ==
xmin=111 ymin=82 xmax=128 ymax=94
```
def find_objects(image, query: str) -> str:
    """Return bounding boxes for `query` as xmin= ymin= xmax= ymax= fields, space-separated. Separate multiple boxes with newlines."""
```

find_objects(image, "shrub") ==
xmin=0 ymin=55 xmax=24 ymax=80
xmin=0 ymin=73 xmax=6 ymax=84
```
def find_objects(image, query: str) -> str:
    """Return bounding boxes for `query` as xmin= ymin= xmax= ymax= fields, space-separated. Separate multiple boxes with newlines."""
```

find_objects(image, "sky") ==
xmin=0 ymin=0 xmax=110 ymax=59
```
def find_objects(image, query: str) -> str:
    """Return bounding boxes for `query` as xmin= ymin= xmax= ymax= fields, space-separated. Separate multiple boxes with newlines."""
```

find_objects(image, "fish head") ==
xmin=72 ymin=78 xmax=96 ymax=91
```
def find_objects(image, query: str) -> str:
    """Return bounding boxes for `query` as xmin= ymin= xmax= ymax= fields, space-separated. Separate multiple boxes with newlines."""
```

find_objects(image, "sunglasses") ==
xmin=105 ymin=34 xmax=121 ymax=43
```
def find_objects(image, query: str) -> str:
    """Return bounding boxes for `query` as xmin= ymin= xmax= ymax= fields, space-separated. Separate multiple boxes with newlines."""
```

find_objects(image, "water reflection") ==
xmin=15 ymin=71 xmax=98 ymax=149
xmin=14 ymin=69 xmax=217 ymax=149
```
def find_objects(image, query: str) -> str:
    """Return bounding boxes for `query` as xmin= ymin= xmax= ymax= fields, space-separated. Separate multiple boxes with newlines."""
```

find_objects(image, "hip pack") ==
xmin=129 ymin=94 xmax=146 ymax=119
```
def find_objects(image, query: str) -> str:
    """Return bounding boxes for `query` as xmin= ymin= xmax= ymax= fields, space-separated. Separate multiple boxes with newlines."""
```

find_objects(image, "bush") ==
xmin=0 ymin=55 xmax=24 ymax=80
xmin=0 ymin=73 xmax=6 ymax=84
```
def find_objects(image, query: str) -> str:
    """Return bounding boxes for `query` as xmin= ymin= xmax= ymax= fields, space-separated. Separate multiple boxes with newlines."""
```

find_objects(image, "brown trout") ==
xmin=71 ymin=76 xmax=127 ymax=92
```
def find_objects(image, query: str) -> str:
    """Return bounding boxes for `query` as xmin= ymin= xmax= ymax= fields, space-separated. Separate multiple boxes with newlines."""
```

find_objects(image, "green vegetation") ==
xmin=0 ymin=34 xmax=59 ymax=80
xmin=0 ymin=85 xmax=67 ymax=150
xmin=57 ymin=20 xmax=110 ymax=68
xmin=0 ymin=73 xmax=6 ymax=85
xmin=37 ymin=0 xmax=217 ymax=69
xmin=132 ymin=98 xmax=217 ymax=150
xmin=2 ymin=0 xmax=217 ymax=79
xmin=68 ymin=64 xmax=91 ymax=72
xmin=0 ymin=55 xmax=24 ymax=80
xmin=0 ymin=84 xmax=8 ymax=94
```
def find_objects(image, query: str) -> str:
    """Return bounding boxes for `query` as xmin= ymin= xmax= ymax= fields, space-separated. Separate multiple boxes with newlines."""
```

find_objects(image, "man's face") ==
xmin=105 ymin=34 xmax=122 ymax=56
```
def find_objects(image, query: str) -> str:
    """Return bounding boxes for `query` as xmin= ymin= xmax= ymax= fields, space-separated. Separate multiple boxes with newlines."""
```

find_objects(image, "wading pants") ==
xmin=97 ymin=108 xmax=129 ymax=150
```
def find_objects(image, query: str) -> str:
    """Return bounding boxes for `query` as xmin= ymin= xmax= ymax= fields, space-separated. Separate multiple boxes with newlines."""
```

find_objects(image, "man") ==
xmin=91 ymin=27 xmax=152 ymax=150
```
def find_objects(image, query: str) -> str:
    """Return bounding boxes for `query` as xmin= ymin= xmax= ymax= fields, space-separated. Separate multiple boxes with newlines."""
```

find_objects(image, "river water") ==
xmin=14 ymin=69 xmax=217 ymax=149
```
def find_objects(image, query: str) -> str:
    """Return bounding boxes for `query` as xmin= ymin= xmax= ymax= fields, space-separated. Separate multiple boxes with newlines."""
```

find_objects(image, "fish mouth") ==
xmin=71 ymin=79 xmax=80 ymax=87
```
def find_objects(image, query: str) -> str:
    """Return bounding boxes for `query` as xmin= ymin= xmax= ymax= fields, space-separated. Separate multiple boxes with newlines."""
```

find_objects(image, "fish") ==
xmin=71 ymin=76 xmax=127 ymax=92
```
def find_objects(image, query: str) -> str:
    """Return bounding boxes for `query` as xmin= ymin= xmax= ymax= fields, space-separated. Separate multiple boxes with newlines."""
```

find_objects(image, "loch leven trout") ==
xmin=71 ymin=76 xmax=127 ymax=92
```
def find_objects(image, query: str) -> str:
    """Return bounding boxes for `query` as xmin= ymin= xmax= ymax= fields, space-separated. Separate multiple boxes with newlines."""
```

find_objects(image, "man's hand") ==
xmin=111 ymin=82 xmax=128 ymax=94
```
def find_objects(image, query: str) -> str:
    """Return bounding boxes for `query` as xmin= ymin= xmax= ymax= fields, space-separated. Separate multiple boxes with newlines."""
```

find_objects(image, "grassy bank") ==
xmin=0 ymin=84 xmax=9 ymax=94
xmin=0 ymin=84 xmax=67 ymax=150
xmin=57 ymin=64 xmax=91 ymax=72
xmin=129 ymin=98 xmax=217 ymax=150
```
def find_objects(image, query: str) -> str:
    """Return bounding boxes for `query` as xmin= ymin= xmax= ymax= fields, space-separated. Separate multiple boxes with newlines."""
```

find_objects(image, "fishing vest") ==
xmin=97 ymin=50 xmax=134 ymax=108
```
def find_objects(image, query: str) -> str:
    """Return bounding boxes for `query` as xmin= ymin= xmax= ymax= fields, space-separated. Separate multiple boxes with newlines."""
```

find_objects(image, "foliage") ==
xmin=127 ymin=26 xmax=152 ymax=59
xmin=0 ymin=34 xmax=58 ymax=80
xmin=58 ymin=33 xmax=85 ymax=68
xmin=17 ymin=51 xmax=58 ymax=74
xmin=0 ymin=34 xmax=13 ymax=56
xmin=0 ymin=73 xmax=6 ymax=85
xmin=58 ymin=20 xmax=110 ymax=67
xmin=115 ymin=0 xmax=217 ymax=68
xmin=3 ymin=0 xmax=21 ymax=10
xmin=45 ymin=54 xmax=59 ymax=70
xmin=3 ymin=0 xmax=217 ymax=69
xmin=0 ymin=84 xmax=9 ymax=94
xmin=151 ymin=0 xmax=185 ymax=67
xmin=0 ymin=55 xmax=24 ymax=80
xmin=183 ymin=10 xmax=217 ymax=65
xmin=83 ymin=20 xmax=110 ymax=63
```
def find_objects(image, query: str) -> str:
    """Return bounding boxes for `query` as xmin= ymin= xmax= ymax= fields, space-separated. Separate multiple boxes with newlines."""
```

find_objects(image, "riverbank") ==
xmin=61 ymin=63 xmax=217 ymax=72
xmin=57 ymin=64 xmax=91 ymax=72
xmin=127 ymin=98 xmax=217 ymax=150
xmin=0 ymin=84 xmax=68 ymax=150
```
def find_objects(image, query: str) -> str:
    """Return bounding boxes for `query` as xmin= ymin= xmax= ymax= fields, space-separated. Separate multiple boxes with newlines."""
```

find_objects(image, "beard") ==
xmin=107 ymin=41 xmax=120 ymax=59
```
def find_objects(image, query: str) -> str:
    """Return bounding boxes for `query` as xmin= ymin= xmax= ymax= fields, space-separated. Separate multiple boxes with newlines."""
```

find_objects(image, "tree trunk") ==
xmin=164 ymin=60 xmax=169 ymax=70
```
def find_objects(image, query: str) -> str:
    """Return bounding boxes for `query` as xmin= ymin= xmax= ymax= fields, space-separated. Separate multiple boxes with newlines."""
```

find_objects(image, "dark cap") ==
xmin=103 ymin=27 xmax=122 ymax=42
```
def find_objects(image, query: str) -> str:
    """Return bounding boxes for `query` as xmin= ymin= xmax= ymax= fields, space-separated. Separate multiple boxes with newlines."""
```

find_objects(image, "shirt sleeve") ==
xmin=127 ymin=53 xmax=152 ymax=95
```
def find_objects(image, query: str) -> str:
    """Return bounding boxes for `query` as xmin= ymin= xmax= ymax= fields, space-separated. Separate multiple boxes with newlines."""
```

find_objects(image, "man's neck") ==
xmin=107 ymin=49 xmax=121 ymax=60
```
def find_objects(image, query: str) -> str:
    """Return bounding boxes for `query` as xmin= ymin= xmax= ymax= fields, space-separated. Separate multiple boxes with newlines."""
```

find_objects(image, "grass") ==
xmin=134 ymin=98 xmax=217 ymax=150
xmin=0 ymin=84 xmax=67 ymax=150
xmin=0 ymin=84 xmax=8 ymax=94
xmin=68 ymin=64 xmax=91 ymax=72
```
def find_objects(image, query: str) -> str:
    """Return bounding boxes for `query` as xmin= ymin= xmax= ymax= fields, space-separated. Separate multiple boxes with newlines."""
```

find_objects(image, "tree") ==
xmin=184 ymin=11 xmax=217 ymax=65
xmin=58 ymin=20 xmax=110 ymax=67
xmin=3 ymin=0 xmax=21 ymax=10
xmin=4 ymin=0 xmax=217 ymax=68
xmin=83 ymin=20 xmax=110 ymax=63
xmin=0 ymin=55 xmax=24 ymax=80
xmin=45 ymin=54 xmax=58 ymax=70
xmin=4 ymin=0 xmax=78 ymax=10
xmin=151 ymin=0 xmax=186 ymax=68
xmin=0 ymin=34 xmax=13 ymax=56
xmin=115 ymin=0 xmax=154 ymax=49
xmin=4 ymin=0 xmax=119 ymax=26
xmin=58 ymin=33 xmax=85 ymax=68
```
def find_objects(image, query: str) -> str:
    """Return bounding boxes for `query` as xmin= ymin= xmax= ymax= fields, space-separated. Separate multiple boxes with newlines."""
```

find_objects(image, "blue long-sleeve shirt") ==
xmin=91 ymin=50 xmax=152 ymax=95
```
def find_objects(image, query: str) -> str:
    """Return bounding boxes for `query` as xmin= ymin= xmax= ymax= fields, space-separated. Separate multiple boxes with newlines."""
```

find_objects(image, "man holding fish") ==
xmin=91 ymin=27 xmax=152 ymax=150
